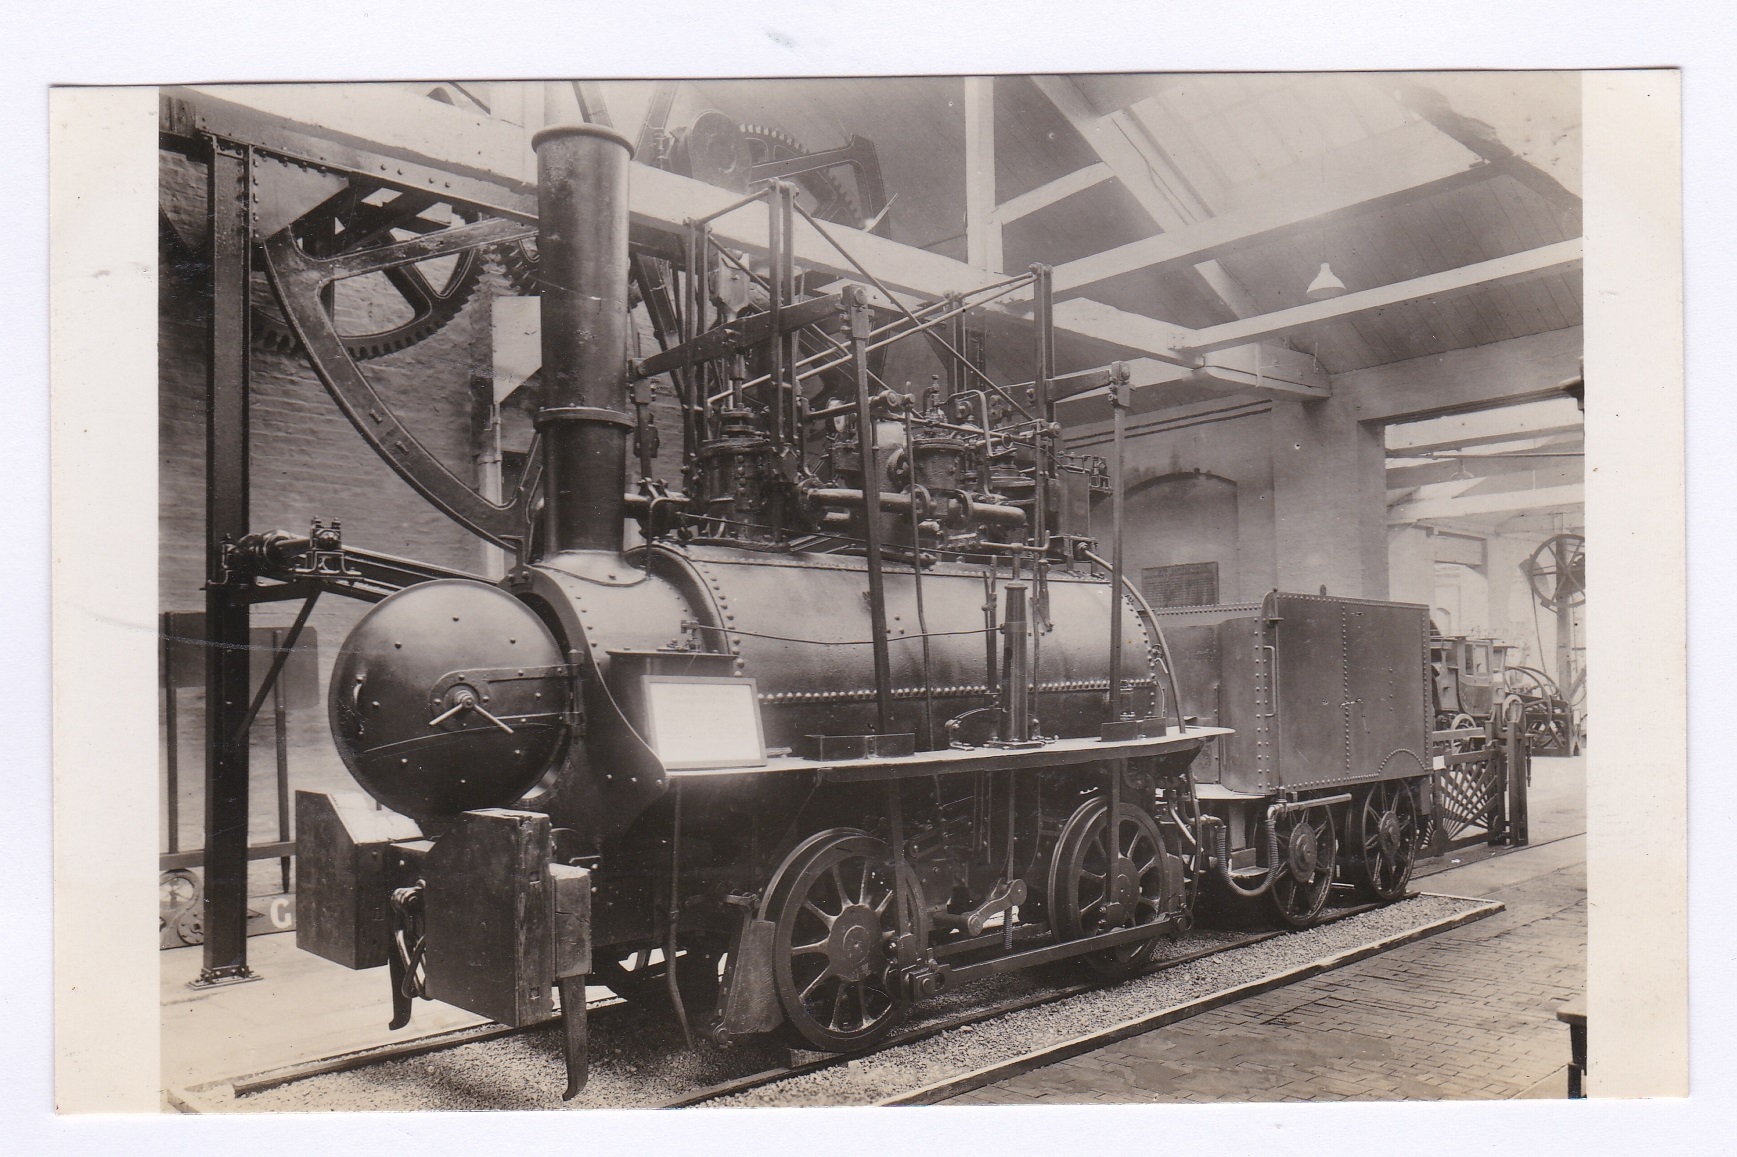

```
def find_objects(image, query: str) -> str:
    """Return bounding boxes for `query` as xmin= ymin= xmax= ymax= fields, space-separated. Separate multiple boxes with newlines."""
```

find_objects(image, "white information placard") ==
xmin=641 ymin=676 xmax=767 ymax=770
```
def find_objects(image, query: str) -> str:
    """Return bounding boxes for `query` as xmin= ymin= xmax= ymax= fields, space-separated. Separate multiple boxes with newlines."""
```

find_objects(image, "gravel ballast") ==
xmin=209 ymin=893 xmax=1492 ymax=1112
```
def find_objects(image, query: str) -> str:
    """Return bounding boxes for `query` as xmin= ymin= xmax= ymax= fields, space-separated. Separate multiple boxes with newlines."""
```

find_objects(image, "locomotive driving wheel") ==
xmin=1265 ymin=805 xmax=1338 ymax=928
xmin=769 ymin=831 xmax=919 ymax=1052
xmin=1347 ymin=780 xmax=1420 ymax=902
xmin=1046 ymin=799 xmax=1176 ymax=980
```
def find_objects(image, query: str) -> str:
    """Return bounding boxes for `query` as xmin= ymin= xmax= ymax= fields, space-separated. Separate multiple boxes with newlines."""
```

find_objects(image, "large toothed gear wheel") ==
xmin=494 ymin=236 xmax=543 ymax=296
xmin=252 ymin=175 xmax=491 ymax=362
xmin=737 ymin=124 xmax=864 ymax=227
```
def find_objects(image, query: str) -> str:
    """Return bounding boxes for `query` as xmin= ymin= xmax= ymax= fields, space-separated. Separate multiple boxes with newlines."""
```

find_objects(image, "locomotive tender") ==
xmin=292 ymin=123 xmax=1433 ymax=1097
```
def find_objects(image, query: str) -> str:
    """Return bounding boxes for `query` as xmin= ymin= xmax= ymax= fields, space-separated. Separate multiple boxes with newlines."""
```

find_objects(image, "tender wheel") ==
xmin=770 ymin=833 xmax=914 ymax=1052
xmin=1348 ymin=779 xmax=1421 ymax=902
xmin=1047 ymin=799 xmax=1177 ymax=980
xmin=1265 ymin=805 xmax=1337 ymax=928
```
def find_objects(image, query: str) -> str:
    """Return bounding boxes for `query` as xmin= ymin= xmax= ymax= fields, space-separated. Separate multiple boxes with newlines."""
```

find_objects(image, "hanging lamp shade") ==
xmin=1306 ymin=262 xmax=1347 ymax=301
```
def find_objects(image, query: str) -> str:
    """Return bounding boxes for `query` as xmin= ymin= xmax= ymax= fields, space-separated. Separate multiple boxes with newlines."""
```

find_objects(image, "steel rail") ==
xmin=876 ymin=894 xmax=1504 ymax=1107
xmin=218 ymin=994 xmax=629 ymax=1098
xmin=182 ymin=891 xmax=1504 ymax=1113
xmin=659 ymin=892 xmax=1407 ymax=1108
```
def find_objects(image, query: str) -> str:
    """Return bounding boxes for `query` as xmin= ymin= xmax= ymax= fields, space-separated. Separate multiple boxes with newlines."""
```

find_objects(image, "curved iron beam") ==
xmin=260 ymin=219 xmax=541 ymax=551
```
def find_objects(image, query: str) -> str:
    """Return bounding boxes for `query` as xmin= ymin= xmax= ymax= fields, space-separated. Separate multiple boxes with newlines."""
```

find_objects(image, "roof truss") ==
xmin=169 ymin=82 xmax=1580 ymax=416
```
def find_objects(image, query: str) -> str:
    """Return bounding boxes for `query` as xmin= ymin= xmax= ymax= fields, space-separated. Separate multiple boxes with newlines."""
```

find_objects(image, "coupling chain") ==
xmin=391 ymin=883 xmax=429 ymax=1001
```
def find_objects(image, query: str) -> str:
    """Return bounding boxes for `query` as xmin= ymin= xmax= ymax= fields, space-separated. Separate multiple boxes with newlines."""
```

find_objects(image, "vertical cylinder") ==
xmin=273 ymin=627 xmax=291 ymax=894
xmin=1001 ymin=583 xmax=1030 ymax=743
xmin=848 ymin=288 xmax=896 ymax=735
xmin=1107 ymin=381 xmax=1128 ymax=722
xmin=533 ymin=124 xmax=635 ymax=556
xmin=162 ymin=613 xmax=179 ymax=855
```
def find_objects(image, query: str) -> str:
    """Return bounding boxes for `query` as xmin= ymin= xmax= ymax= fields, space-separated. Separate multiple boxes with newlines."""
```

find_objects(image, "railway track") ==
xmin=171 ymin=890 xmax=1501 ymax=1113
xmin=659 ymin=896 xmax=1391 ymax=1108
xmin=874 ymin=895 xmax=1501 ymax=1106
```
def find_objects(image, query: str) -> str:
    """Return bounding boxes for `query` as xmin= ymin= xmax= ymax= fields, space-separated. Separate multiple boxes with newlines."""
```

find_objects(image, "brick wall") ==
xmin=159 ymin=146 xmax=800 ymax=861
xmin=160 ymin=149 xmax=516 ymax=856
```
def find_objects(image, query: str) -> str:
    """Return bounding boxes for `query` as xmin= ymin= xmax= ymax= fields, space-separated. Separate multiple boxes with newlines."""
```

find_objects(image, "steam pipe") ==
xmin=803 ymin=487 xmax=1026 ymax=529
xmin=1203 ymin=794 xmax=1353 ymax=899
xmin=847 ymin=287 xmax=897 ymax=734
xmin=1083 ymin=548 xmax=1187 ymax=734
xmin=533 ymin=124 xmax=635 ymax=557
xmin=1030 ymin=263 xmax=1053 ymax=551
xmin=1107 ymin=377 xmax=1128 ymax=721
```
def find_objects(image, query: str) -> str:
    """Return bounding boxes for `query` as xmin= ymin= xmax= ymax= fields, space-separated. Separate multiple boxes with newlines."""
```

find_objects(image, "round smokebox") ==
xmin=328 ymin=579 xmax=571 ymax=823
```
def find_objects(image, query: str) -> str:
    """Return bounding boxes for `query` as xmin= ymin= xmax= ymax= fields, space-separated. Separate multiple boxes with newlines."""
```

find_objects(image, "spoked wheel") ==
xmin=769 ymin=832 xmax=917 ymax=1052
xmin=591 ymin=940 xmax=725 ymax=1012
xmin=1347 ymin=780 xmax=1421 ymax=902
xmin=159 ymin=868 xmax=203 ymax=946
xmin=1446 ymin=712 xmax=1485 ymax=752
xmin=1265 ymin=805 xmax=1338 ymax=928
xmin=1503 ymin=667 xmax=1575 ymax=753
xmin=1046 ymin=799 xmax=1178 ymax=980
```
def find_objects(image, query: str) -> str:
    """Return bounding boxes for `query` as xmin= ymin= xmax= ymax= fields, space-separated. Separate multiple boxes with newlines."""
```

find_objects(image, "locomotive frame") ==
xmin=162 ymin=89 xmax=1446 ymax=1100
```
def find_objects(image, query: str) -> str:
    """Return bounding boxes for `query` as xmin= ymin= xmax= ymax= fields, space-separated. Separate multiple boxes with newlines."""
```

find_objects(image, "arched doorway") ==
xmin=1108 ymin=470 xmax=1241 ymax=607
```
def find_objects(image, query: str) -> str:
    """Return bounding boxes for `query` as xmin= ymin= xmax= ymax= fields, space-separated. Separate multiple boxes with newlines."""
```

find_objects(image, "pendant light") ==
xmin=1306 ymin=262 xmax=1347 ymax=301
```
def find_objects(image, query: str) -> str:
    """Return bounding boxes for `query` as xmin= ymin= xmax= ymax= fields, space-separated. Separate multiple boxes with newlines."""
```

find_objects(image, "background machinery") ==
xmin=1517 ymin=530 xmax=1586 ymax=753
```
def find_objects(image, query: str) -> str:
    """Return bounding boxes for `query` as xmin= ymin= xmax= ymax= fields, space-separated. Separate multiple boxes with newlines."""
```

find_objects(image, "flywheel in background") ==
xmin=1521 ymin=532 xmax=1586 ymax=612
xmin=493 ymin=113 xmax=877 ymax=299
xmin=736 ymin=123 xmax=865 ymax=226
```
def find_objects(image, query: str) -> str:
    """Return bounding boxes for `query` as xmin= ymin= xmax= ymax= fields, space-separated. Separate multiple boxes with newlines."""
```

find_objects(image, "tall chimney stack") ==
xmin=531 ymin=123 xmax=635 ymax=556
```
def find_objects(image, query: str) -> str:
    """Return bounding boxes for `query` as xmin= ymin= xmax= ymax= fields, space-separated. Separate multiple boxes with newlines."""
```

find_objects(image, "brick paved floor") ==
xmin=944 ymin=831 xmax=1586 ymax=1105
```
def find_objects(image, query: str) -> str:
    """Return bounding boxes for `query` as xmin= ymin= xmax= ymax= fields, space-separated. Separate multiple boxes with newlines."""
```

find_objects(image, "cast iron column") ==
xmin=198 ymin=137 xmax=255 ymax=983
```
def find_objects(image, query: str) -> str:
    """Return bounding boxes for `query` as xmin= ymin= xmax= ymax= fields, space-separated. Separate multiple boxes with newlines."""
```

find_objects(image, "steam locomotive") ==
xmin=288 ymin=123 xmax=1433 ymax=1098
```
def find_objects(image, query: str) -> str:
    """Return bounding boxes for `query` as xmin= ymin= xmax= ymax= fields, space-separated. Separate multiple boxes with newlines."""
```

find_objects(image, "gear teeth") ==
xmin=736 ymin=124 xmax=865 ymax=228
xmin=248 ymin=176 xmax=489 ymax=362
xmin=491 ymin=238 xmax=542 ymax=296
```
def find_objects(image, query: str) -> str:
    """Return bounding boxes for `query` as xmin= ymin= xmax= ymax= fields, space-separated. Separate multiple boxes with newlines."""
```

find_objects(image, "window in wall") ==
xmin=1141 ymin=561 xmax=1220 ymax=608
xmin=501 ymin=449 xmax=530 ymax=495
